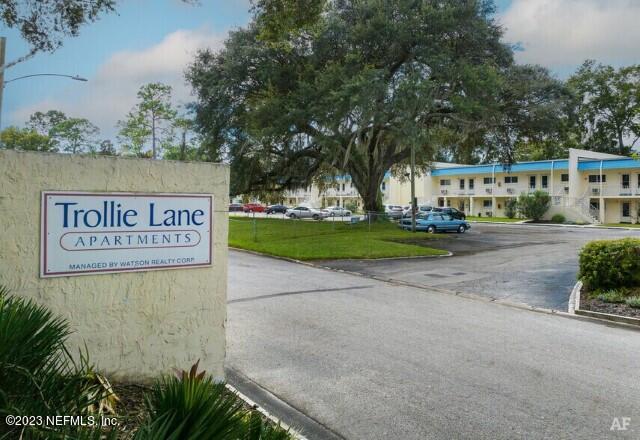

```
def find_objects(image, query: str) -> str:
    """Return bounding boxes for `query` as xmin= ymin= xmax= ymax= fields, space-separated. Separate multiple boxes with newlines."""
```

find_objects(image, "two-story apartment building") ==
xmin=417 ymin=148 xmax=640 ymax=224
xmin=254 ymin=148 xmax=640 ymax=224
xmin=283 ymin=177 xmax=364 ymax=210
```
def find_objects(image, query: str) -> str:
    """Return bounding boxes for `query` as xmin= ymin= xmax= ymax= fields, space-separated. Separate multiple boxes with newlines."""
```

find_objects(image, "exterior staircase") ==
xmin=552 ymin=190 xmax=601 ymax=224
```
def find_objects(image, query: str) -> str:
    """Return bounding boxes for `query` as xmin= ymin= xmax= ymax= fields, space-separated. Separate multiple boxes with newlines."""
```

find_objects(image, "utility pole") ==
xmin=410 ymin=143 xmax=416 ymax=233
xmin=0 ymin=37 xmax=6 ymax=130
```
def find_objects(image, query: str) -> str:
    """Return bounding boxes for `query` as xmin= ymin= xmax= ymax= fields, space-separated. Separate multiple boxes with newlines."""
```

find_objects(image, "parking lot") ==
xmin=320 ymin=223 xmax=640 ymax=310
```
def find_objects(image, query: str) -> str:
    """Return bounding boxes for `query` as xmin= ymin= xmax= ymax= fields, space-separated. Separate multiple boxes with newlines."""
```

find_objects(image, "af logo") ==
xmin=610 ymin=417 xmax=631 ymax=431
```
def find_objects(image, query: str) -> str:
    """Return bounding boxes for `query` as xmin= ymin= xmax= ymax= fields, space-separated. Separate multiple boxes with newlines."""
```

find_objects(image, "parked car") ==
xmin=286 ymin=206 xmax=329 ymax=220
xmin=399 ymin=213 xmax=470 ymax=233
xmin=266 ymin=204 xmax=288 ymax=214
xmin=243 ymin=203 xmax=266 ymax=213
xmin=432 ymin=207 xmax=466 ymax=220
xmin=402 ymin=205 xmax=433 ymax=218
xmin=384 ymin=205 xmax=404 ymax=219
xmin=229 ymin=203 xmax=244 ymax=212
xmin=323 ymin=206 xmax=352 ymax=217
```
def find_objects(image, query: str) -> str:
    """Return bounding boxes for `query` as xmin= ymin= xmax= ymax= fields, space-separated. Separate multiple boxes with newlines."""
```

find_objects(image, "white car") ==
xmin=323 ymin=206 xmax=352 ymax=217
xmin=286 ymin=206 xmax=329 ymax=220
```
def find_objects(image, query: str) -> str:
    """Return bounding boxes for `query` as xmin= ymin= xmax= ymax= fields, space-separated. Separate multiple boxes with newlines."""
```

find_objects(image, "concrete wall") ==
xmin=0 ymin=150 xmax=229 ymax=381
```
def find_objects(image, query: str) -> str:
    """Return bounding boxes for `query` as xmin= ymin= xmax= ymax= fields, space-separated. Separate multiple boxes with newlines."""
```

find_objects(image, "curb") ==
xmin=229 ymin=246 xmax=452 ymax=263
xmin=567 ymin=281 xmax=582 ymax=314
xmin=225 ymin=368 xmax=345 ymax=440
xmin=469 ymin=221 xmax=640 ymax=231
xmin=226 ymin=382 xmax=309 ymax=440
xmin=575 ymin=309 xmax=640 ymax=327
xmin=572 ymin=282 xmax=640 ymax=328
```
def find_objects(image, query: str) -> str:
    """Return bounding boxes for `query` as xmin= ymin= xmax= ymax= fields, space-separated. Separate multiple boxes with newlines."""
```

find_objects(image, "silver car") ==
xmin=385 ymin=205 xmax=404 ymax=219
xmin=323 ymin=206 xmax=352 ymax=217
xmin=286 ymin=206 xmax=329 ymax=220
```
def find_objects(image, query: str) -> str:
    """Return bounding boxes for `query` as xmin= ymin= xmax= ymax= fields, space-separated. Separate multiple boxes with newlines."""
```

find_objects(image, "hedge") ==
xmin=578 ymin=238 xmax=640 ymax=290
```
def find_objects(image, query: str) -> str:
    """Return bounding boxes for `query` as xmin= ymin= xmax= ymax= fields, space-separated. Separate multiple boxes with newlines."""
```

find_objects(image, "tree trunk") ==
xmin=180 ymin=130 xmax=186 ymax=160
xmin=151 ymin=117 xmax=157 ymax=159
xmin=349 ymin=165 xmax=385 ymax=216
xmin=618 ymin=128 xmax=625 ymax=155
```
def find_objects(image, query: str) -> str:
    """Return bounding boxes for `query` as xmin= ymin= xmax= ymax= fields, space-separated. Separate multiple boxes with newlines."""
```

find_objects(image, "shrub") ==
xmin=137 ymin=370 xmax=293 ymax=439
xmin=504 ymin=199 xmax=518 ymax=219
xmin=625 ymin=296 xmax=640 ymax=308
xmin=344 ymin=201 xmax=358 ymax=214
xmin=551 ymin=214 xmax=566 ymax=224
xmin=0 ymin=287 xmax=292 ymax=439
xmin=595 ymin=289 xmax=627 ymax=303
xmin=0 ymin=286 xmax=113 ymax=439
xmin=137 ymin=374 xmax=246 ymax=439
xmin=517 ymin=190 xmax=550 ymax=221
xmin=578 ymin=239 xmax=640 ymax=290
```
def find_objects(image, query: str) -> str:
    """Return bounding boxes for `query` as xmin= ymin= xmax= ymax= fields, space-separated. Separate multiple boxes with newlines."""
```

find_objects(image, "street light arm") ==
xmin=4 ymin=73 xmax=88 ymax=86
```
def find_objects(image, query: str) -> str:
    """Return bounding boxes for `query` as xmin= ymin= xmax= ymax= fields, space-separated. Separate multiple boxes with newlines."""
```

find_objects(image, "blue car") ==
xmin=399 ymin=213 xmax=470 ymax=233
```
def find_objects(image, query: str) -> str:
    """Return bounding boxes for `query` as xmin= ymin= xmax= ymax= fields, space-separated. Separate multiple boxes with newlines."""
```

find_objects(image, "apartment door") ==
xmin=622 ymin=201 xmax=631 ymax=223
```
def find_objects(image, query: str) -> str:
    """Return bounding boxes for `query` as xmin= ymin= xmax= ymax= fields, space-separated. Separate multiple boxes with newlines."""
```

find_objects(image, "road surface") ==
xmin=227 ymin=249 xmax=640 ymax=439
xmin=322 ymin=223 xmax=640 ymax=310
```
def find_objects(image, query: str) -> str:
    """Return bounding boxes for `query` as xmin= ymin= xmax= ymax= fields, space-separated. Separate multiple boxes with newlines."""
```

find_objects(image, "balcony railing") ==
xmin=589 ymin=185 xmax=640 ymax=197
xmin=438 ymin=184 xmax=552 ymax=197
xmin=322 ymin=188 xmax=359 ymax=197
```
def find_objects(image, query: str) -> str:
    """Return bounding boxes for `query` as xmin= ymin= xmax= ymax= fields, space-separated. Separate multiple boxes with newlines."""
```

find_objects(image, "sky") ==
xmin=2 ymin=0 xmax=640 ymax=139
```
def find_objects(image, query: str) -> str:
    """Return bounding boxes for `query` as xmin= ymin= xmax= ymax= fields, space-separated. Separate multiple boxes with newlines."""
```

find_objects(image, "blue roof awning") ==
xmin=432 ymin=160 xmax=569 ymax=176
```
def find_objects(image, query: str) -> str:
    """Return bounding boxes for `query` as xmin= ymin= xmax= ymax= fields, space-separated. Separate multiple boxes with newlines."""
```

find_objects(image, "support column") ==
xmin=491 ymin=196 xmax=497 ymax=216
xmin=470 ymin=197 xmax=474 ymax=216
xmin=599 ymin=197 xmax=606 ymax=223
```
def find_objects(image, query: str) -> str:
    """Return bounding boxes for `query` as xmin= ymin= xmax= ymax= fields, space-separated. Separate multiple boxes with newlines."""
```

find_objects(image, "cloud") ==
xmin=500 ymin=0 xmax=640 ymax=70
xmin=10 ymin=28 xmax=224 ymax=138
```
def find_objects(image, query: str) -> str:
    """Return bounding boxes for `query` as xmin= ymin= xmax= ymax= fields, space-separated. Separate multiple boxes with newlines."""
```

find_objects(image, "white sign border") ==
xmin=40 ymin=191 xmax=214 ymax=278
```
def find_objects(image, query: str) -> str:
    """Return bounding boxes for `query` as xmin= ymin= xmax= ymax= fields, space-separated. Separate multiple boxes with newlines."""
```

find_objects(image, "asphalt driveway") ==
xmin=227 ymin=249 xmax=640 ymax=440
xmin=320 ymin=223 xmax=640 ymax=310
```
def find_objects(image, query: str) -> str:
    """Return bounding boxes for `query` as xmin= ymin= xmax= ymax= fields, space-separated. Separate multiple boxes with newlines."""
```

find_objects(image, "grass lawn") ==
xmin=466 ymin=216 xmax=523 ymax=223
xmin=229 ymin=217 xmax=448 ymax=260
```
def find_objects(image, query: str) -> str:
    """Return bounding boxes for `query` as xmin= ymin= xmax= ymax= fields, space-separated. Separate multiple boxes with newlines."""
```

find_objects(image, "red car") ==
xmin=243 ymin=203 xmax=266 ymax=213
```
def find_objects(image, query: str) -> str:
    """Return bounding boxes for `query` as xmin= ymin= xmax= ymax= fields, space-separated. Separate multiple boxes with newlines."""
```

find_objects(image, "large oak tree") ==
xmin=187 ymin=0 xmax=565 ymax=211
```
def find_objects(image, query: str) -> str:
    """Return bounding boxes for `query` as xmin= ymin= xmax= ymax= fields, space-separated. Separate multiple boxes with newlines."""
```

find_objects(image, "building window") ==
xmin=342 ymin=183 xmax=345 ymax=191
xmin=504 ymin=176 xmax=518 ymax=184
xmin=622 ymin=174 xmax=630 ymax=189
xmin=483 ymin=200 xmax=492 ymax=208
xmin=529 ymin=175 xmax=536 ymax=189
xmin=561 ymin=174 xmax=569 ymax=182
xmin=440 ymin=179 xmax=451 ymax=186
xmin=459 ymin=179 xmax=465 ymax=190
xmin=469 ymin=179 xmax=475 ymax=190
xmin=588 ymin=175 xmax=606 ymax=183
xmin=483 ymin=177 xmax=495 ymax=185
xmin=381 ymin=182 xmax=386 ymax=191
xmin=622 ymin=202 xmax=631 ymax=218
xmin=541 ymin=175 xmax=548 ymax=189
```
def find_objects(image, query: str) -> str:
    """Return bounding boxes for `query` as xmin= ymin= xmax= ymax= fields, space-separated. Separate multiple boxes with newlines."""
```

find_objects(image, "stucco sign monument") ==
xmin=41 ymin=191 xmax=213 ymax=277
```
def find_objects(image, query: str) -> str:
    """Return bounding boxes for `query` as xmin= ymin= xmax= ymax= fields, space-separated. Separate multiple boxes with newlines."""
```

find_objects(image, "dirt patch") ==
xmin=112 ymin=383 xmax=151 ymax=434
xmin=580 ymin=293 xmax=640 ymax=319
